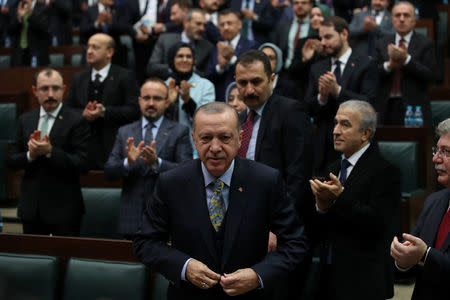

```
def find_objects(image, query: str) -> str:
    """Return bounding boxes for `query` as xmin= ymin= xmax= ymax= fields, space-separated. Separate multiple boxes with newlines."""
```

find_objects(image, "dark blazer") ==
xmin=8 ymin=1 xmax=50 ymax=66
xmin=48 ymin=0 xmax=73 ymax=45
xmin=133 ymin=158 xmax=309 ymax=299
xmin=373 ymin=31 xmax=436 ymax=125
xmin=305 ymin=50 xmax=378 ymax=174
xmin=147 ymin=32 xmax=214 ymax=77
xmin=408 ymin=188 xmax=450 ymax=300
xmin=65 ymin=64 xmax=140 ymax=169
xmin=239 ymin=95 xmax=313 ymax=224
xmin=204 ymin=37 xmax=259 ymax=101
xmin=229 ymin=0 xmax=280 ymax=44
xmin=313 ymin=143 xmax=401 ymax=300
xmin=349 ymin=9 xmax=394 ymax=56
xmin=104 ymin=117 xmax=193 ymax=236
xmin=7 ymin=106 xmax=90 ymax=225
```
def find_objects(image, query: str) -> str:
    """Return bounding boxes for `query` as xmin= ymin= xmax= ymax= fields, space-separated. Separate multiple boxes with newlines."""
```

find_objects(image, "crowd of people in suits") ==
xmin=1 ymin=0 xmax=448 ymax=299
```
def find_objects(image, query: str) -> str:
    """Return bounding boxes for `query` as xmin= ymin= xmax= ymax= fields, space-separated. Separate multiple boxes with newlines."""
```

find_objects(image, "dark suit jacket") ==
xmin=229 ymin=0 xmax=280 ymax=44
xmin=147 ymin=32 xmax=214 ymax=77
xmin=239 ymin=95 xmax=313 ymax=226
xmin=313 ymin=143 xmax=401 ymax=300
xmin=104 ymin=117 xmax=193 ymax=236
xmin=7 ymin=106 xmax=90 ymax=225
xmin=65 ymin=64 xmax=140 ymax=169
xmin=48 ymin=0 xmax=73 ymax=45
xmin=305 ymin=50 xmax=378 ymax=174
xmin=133 ymin=158 xmax=309 ymax=299
xmin=204 ymin=37 xmax=259 ymax=101
xmin=8 ymin=1 xmax=50 ymax=66
xmin=373 ymin=31 xmax=436 ymax=125
xmin=408 ymin=188 xmax=450 ymax=300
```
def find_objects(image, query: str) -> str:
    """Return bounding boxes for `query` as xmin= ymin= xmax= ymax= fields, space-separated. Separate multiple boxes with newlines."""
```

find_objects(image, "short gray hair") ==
xmin=339 ymin=100 xmax=377 ymax=140
xmin=436 ymin=118 xmax=450 ymax=137
xmin=193 ymin=102 xmax=241 ymax=133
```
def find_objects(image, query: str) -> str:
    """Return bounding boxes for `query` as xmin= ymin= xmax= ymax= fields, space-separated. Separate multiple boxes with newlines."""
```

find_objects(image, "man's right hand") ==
xmin=126 ymin=137 xmax=144 ymax=165
xmin=186 ymin=259 xmax=221 ymax=290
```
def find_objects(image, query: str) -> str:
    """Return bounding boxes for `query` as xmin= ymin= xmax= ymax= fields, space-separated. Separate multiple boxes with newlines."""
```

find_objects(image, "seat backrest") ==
xmin=49 ymin=53 xmax=64 ymax=67
xmin=152 ymin=272 xmax=169 ymax=300
xmin=0 ymin=55 xmax=11 ymax=68
xmin=63 ymin=258 xmax=148 ymax=300
xmin=378 ymin=141 xmax=420 ymax=193
xmin=431 ymin=101 xmax=450 ymax=128
xmin=0 ymin=252 xmax=59 ymax=300
xmin=80 ymin=187 xmax=121 ymax=239
xmin=0 ymin=103 xmax=17 ymax=140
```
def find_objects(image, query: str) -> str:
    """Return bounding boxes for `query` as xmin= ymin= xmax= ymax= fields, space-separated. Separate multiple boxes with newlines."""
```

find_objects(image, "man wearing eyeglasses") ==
xmin=390 ymin=117 xmax=450 ymax=300
xmin=104 ymin=77 xmax=193 ymax=239
xmin=7 ymin=68 xmax=90 ymax=236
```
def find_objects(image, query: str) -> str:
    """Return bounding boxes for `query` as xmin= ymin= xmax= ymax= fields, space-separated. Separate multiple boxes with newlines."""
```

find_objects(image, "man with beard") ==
xmin=105 ymin=78 xmax=192 ymax=239
xmin=7 ymin=68 xmax=90 ymax=236
xmin=304 ymin=16 xmax=378 ymax=176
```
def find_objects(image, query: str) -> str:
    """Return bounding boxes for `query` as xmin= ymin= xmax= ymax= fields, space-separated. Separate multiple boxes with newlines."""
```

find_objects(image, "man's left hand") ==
xmin=220 ymin=268 xmax=260 ymax=296
xmin=141 ymin=140 xmax=158 ymax=167
xmin=309 ymin=173 xmax=343 ymax=210
xmin=319 ymin=72 xmax=340 ymax=97
xmin=390 ymin=234 xmax=428 ymax=269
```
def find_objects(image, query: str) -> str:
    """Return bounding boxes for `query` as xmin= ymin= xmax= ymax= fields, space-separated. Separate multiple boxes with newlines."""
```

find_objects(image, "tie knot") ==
xmin=214 ymin=179 xmax=224 ymax=192
xmin=95 ymin=73 xmax=101 ymax=81
xmin=146 ymin=122 xmax=154 ymax=129
xmin=335 ymin=60 xmax=341 ymax=67
xmin=248 ymin=110 xmax=256 ymax=122
xmin=341 ymin=159 xmax=350 ymax=170
xmin=297 ymin=19 xmax=302 ymax=26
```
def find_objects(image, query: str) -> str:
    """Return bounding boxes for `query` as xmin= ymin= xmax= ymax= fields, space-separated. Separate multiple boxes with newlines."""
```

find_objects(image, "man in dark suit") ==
xmin=133 ymin=101 xmax=309 ymax=299
xmin=8 ymin=0 xmax=50 ymax=66
xmin=204 ymin=9 xmax=258 ymax=101
xmin=391 ymin=117 xmax=450 ymax=300
xmin=7 ymin=68 xmax=90 ymax=236
xmin=373 ymin=1 xmax=436 ymax=125
xmin=310 ymin=100 xmax=401 ymax=300
xmin=349 ymin=0 xmax=394 ymax=56
xmin=304 ymin=16 xmax=378 ymax=176
xmin=66 ymin=33 xmax=140 ymax=170
xmin=48 ymin=0 xmax=73 ymax=45
xmin=0 ymin=0 xmax=12 ymax=47
xmin=104 ymin=77 xmax=193 ymax=239
xmin=147 ymin=8 xmax=213 ymax=77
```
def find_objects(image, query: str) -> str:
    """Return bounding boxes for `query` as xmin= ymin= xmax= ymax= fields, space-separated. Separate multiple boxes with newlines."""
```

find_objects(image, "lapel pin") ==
xmin=191 ymin=83 xmax=196 ymax=87
xmin=238 ymin=187 xmax=243 ymax=192
xmin=256 ymin=0 xmax=260 ymax=3
xmin=163 ymin=132 xmax=168 ymax=136
xmin=110 ymin=76 xmax=114 ymax=80
xmin=351 ymin=63 xmax=355 ymax=67
xmin=58 ymin=115 xmax=63 ymax=120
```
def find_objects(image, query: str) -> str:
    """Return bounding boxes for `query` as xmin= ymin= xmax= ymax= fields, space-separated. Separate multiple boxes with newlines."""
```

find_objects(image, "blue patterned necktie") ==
xmin=209 ymin=179 xmax=225 ymax=232
xmin=339 ymin=159 xmax=351 ymax=186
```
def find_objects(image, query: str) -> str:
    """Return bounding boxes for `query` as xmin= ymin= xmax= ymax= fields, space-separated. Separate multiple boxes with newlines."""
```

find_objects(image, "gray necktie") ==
xmin=144 ymin=122 xmax=154 ymax=146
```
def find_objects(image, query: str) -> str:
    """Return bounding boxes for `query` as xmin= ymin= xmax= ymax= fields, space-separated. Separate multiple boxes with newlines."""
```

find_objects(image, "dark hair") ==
xmin=33 ymin=68 xmax=64 ymax=86
xmin=236 ymin=50 xmax=272 ymax=79
xmin=142 ymin=77 xmax=169 ymax=99
xmin=321 ymin=16 xmax=349 ymax=34
xmin=185 ymin=8 xmax=204 ymax=21
xmin=170 ymin=0 xmax=193 ymax=9
xmin=218 ymin=9 xmax=241 ymax=20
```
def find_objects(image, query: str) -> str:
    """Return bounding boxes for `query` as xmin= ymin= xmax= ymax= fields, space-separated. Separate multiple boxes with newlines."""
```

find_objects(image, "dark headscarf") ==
xmin=168 ymin=42 xmax=195 ymax=85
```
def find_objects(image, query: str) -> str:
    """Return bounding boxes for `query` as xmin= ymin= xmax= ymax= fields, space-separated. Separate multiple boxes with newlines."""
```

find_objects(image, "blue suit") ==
xmin=104 ymin=117 xmax=193 ymax=236
xmin=409 ymin=188 xmax=450 ymax=300
xmin=204 ymin=37 xmax=259 ymax=101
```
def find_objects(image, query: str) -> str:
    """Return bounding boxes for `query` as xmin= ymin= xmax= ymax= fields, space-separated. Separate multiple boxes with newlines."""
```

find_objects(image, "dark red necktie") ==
xmin=435 ymin=209 xmax=450 ymax=250
xmin=237 ymin=110 xmax=255 ymax=157
xmin=293 ymin=19 xmax=303 ymax=52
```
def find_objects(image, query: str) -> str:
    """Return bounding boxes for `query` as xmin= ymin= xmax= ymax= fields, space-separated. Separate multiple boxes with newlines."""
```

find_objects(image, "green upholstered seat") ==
xmin=0 ymin=252 xmax=59 ymax=300
xmin=152 ymin=272 xmax=169 ymax=300
xmin=80 ymin=187 xmax=121 ymax=239
xmin=49 ymin=54 xmax=64 ymax=67
xmin=63 ymin=258 xmax=148 ymax=300
xmin=431 ymin=101 xmax=450 ymax=129
xmin=0 ymin=55 xmax=10 ymax=68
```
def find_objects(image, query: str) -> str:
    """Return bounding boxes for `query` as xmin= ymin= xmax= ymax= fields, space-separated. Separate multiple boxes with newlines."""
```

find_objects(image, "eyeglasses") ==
xmin=432 ymin=146 xmax=450 ymax=159
xmin=37 ymin=86 xmax=63 ymax=93
xmin=140 ymin=95 xmax=165 ymax=102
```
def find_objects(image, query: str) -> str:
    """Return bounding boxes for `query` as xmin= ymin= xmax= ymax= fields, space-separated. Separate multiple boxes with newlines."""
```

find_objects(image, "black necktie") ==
xmin=334 ymin=60 xmax=341 ymax=85
xmin=339 ymin=159 xmax=350 ymax=186
xmin=93 ymin=73 xmax=101 ymax=88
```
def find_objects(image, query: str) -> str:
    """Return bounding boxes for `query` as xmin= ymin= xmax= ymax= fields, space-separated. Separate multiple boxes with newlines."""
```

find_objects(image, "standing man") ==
xmin=390 ymin=117 xmax=450 ymax=300
xmin=7 ymin=68 xmax=90 ymax=236
xmin=133 ymin=102 xmax=308 ymax=299
xmin=204 ymin=9 xmax=259 ymax=101
xmin=66 ymin=33 xmax=140 ymax=170
xmin=373 ymin=1 xmax=436 ymax=125
xmin=305 ymin=16 xmax=378 ymax=176
xmin=349 ymin=0 xmax=394 ymax=56
xmin=309 ymin=100 xmax=401 ymax=300
xmin=105 ymin=78 xmax=193 ymax=239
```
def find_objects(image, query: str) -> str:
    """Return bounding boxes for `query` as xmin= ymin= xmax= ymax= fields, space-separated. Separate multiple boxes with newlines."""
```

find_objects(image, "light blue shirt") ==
xmin=285 ymin=17 xmax=310 ymax=68
xmin=245 ymin=100 xmax=268 ymax=160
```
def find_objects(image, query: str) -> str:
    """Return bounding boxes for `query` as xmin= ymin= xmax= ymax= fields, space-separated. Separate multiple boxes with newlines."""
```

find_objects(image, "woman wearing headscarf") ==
xmin=225 ymin=82 xmax=246 ymax=113
xmin=165 ymin=42 xmax=215 ymax=130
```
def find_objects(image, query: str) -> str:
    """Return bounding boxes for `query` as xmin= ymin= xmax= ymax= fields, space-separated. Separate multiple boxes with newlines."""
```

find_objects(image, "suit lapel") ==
xmin=341 ymin=52 xmax=358 ymax=87
xmin=102 ymin=66 xmax=117 ymax=105
xmin=26 ymin=110 xmax=40 ymax=137
xmin=422 ymin=193 xmax=450 ymax=249
xmin=254 ymin=96 xmax=273 ymax=160
xmin=80 ymin=69 xmax=91 ymax=105
xmin=221 ymin=158 xmax=249 ymax=269
xmin=49 ymin=107 xmax=66 ymax=141
xmin=154 ymin=118 xmax=173 ymax=156
xmin=343 ymin=143 xmax=374 ymax=186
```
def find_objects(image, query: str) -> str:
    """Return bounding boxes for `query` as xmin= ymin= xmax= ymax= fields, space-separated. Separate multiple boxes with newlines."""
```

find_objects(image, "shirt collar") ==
xmin=343 ymin=142 xmax=370 ymax=165
xmin=181 ymin=31 xmax=192 ymax=44
xmin=395 ymin=30 xmax=413 ymax=45
xmin=141 ymin=115 xmax=164 ymax=131
xmin=245 ymin=98 xmax=267 ymax=118
xmin=332 ymin=48 xmax=352 ymax=66
xmin=202 ymin=159 xmax=235 ymax=187
xmin=40 ymin=103 xmax=63 ymax=118
xmin=92 ymin=63 xmax=111 ymax=81
xmin=295 ymin=16 xmax=310 ymax=25
xmin=229 ymin=34 xmax=241 ymax=49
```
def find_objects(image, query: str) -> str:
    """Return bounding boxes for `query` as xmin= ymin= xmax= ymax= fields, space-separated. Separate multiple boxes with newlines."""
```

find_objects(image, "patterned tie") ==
xmin=40 ymin=113 xmax=50 ymax=139
xmin=391 ymin=38 xmax=406 ymax=95
xmin=435 ymin=209 xmax=450 ymax=250
xmin=144 ymin=122 xmax=154 ymax=146
xmin=339 ymin=159 xmax=350 ymax=186
xmin=237 ymin=110 xmax=255 ymax=157
xmin=209 ymin=179 xmax=226 ymax=232
xmin=333 ymin=60 xmax=342 ymax=85
xmin=241 ymin=0 xmax=250 ymax=39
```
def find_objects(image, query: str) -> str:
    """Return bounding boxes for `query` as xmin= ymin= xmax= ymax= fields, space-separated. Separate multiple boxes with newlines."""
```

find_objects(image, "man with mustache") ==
xmin=104 ymin=77 xmax=193 ymax=239
xmin=134 ymin=101 xmax=308 ymax=299
xmin=7 ymin=68 xmax=90 ymax=236
xmin=309 ymin=100 xmax=401 ymax=300
xmin=235 ymin=50 xmax=313 ymax=298
xmin=305 ymin=16 xmax=378 ymax=176
xmin=390 ymin=117 xmax=450 ymax=300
